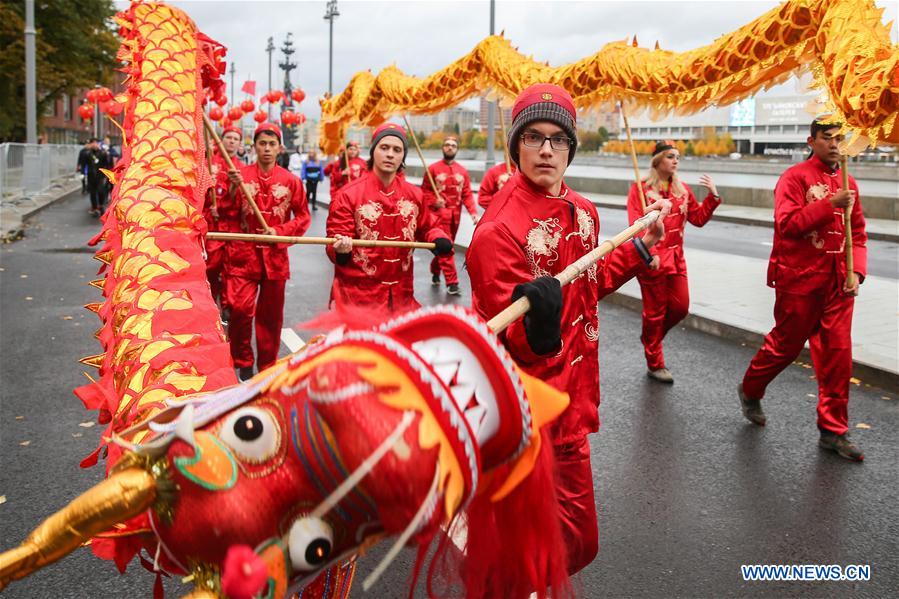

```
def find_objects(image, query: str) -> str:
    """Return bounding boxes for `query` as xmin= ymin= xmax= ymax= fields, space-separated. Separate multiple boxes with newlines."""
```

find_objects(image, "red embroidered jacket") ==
xmin=421 ymin=160 xmax=477 ymax=224
xmin=767 ymin=157 xmax=867 ymax=293
xmin=324 ymin=156 xmax=367 ymax=195
xmin=226 ymin=162 xmax=310 ymax=281
xmin=477 ymin=162 xmax=516 ymax=209
xmin=326 ymin=172 xmax=448 ymax=311
xmin=468 ymin=172 xmax=642 ymax=444
xmin=626 ymin=180 xmax=720 ymax=276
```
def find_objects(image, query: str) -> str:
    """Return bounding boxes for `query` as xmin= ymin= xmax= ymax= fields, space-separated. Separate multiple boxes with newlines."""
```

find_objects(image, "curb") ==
xmin=2 ymin=182 xmax=81 ymax=242
xmin=602 ymin=291 xmax=898 ymax=393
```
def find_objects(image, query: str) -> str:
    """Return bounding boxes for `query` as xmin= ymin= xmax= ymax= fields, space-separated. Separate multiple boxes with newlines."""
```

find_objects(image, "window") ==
xmin=62 ymin=94 xmax=71 ymax=120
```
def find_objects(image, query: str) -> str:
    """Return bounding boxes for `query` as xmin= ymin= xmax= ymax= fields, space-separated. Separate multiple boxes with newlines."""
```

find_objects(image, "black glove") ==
xmin=431 ymin=237 xmax=454 ymax=255
xmin=335 ymin=252 xmax=351 ymax=266
xmin=511 ymin=276 xmax=562 ymax=356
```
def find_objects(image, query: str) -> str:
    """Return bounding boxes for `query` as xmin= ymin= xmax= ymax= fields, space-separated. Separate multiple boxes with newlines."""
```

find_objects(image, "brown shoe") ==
xmin=737 ymin=383 xmax=766 ymax=426
xmin=647 ymin=368 xmax=674 ymax=384
xmin=819 ymin=431 xmax=864 ymax=462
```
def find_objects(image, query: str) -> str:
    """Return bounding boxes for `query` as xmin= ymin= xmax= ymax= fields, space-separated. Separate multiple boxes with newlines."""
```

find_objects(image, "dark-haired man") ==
xmin=738 ymin=116 xmax=867 ymax=461
xmin=326 ymin=122 xmax=453 ymax=312
xmin=226 ymin=123 xmax=310 ymax=380
xmin=467 ymin=83 xmax=670 ymax=575
xmin=421 ymin=136 xmax=478 ymax=295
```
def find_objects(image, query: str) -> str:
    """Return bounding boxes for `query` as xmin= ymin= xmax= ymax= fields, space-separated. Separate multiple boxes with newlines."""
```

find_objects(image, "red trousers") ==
xmin=205 ymin=245 xmax=227 ymax=310
xmin=226 ymin=274 xmax=286 ymax=371
xmin=430 ymin=214 xmax=459 ymax=285
xmin=742 ymin=281 xmax=854 ymax=435
xmin=553 ymin=436 xmax=599 ymax=575
xmin=638 ymin=273 xmax=690 ymax=370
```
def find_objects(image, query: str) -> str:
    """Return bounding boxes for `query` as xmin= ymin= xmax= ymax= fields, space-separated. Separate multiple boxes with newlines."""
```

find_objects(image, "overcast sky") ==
xmin=114 ymin=0 xmax=898 ymax=120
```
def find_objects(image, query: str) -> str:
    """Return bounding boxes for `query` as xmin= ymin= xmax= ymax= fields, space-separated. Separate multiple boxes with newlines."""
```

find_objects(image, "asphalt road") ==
xmin=1 ymin=190 xmax=897 ymax=598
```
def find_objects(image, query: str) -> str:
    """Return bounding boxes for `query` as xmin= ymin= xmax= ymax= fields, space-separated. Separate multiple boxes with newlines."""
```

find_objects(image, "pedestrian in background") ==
xmin=301 ymin=150 xmax=323 ymax=211
xmin=76 ymin=140 xmax=91 ymax=194
xmin=84 ymin=138 xmax=112 ymax=217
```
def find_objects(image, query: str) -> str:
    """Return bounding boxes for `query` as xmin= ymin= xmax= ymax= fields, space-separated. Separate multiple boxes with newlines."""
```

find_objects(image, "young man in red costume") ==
xmin=421 ymin=135 xmax=479 ymax=295
xmin=626 ymin=141 xmax=721 ymax=383
xmin=467 ymin=83 xmax=670 ymax=575
xmin=738 ymin=117 xmax=867 ymax=461
xmin=324 ymin=141 xmax=367 ymax=195
xmin=204 ymin=125 xmax=243 ymax=314
xmin=325 ymin=123 xmax=453 ymax=312
xmin=225 ymin=123 xmax=311 ymax=380
xmin=477 ymin=161 xmax=516 ymax=209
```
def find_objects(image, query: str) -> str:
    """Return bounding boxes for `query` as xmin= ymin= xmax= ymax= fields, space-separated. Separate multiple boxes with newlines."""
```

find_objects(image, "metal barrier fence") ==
xmin=0 ymin=143 xmax=82 ymax=208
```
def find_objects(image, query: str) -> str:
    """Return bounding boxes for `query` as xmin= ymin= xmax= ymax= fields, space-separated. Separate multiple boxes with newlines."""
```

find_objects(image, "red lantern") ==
xmin=267 ymin=90 xmax=283 ymax=103
xmin=295 ymin=113 xmax=306 ymax=125
xmin=78 ymin=103 xmax=94 ymax=120
xmin=96 ymin=87 xmax=113 ymax=102
xmin=228 ymin=106 xmax=244 ymax=121
xmin=291 ymin=89 xmax=306 ymax=104
xmin=215 ymin=94 xmax=228 ymax=107
xmin=209 ymin=106 xmax=224 ymax=121
xmin=281 ymin=111 xmax=295 ymax=125
xmin=106 ymin=101 xmax=124 ymax=117
xmin=240 ymin=99 xmax=255 ymax=113
xmin=222 ymin=118 xmax=233 ymax=129
xmin=253 ymin=110 xmax=267 ymax=123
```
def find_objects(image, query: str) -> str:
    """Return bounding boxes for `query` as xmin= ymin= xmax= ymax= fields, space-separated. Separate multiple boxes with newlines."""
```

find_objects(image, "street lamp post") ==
xmin=266 ymin=37 xmax=275 ymax=120
xmin=485 ymin=0 xmax=496 ymax=169
xmin=229 ymin=62 xmax=236 ymax=106
xmin=323 ymin=0 xmax=340 ymax=96
xmin=24 ymin=0 xmax=37 ymax=144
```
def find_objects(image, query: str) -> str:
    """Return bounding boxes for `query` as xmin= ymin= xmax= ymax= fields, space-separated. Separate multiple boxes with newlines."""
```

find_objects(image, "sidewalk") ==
xmin=1 ymin=179 xmax=82 ymax=241
xmin=320 ymin=178 xmax=897 ymax=388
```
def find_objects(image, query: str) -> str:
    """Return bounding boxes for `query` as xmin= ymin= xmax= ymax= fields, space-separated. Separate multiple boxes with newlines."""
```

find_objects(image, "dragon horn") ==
xmin=0 ymin=468 xmax=157 ymax=590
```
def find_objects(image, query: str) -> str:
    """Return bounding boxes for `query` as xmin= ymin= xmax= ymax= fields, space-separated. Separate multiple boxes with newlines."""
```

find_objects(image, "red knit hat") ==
xmin=370 ymin=122 xmax=407 ymax=158
xmin=222 ymin=125 xmax=242 ymax=139
xmin=507 ymin=83 xmax=578 ymax=165
xmin=253 ymin=122 xmax=282 ymax=142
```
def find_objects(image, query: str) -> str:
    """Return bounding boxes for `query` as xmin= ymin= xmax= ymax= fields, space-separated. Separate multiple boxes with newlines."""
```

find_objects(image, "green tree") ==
xmin=597 ymin=126 xmax=609 ymax=146
xmin=0 ymin=0 xmax=119 ymax=141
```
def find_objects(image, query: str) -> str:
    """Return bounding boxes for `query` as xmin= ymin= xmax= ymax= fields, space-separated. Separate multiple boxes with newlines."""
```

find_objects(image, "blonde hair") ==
xmin=644 ymin=152 xmax=686 ymax=198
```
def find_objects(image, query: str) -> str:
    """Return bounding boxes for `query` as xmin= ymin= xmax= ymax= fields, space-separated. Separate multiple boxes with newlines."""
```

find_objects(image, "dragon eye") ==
xmin=288 ymin=517 xmax=334 ymax=572
xmin=219 ymin=407 xmax=279 ymax=462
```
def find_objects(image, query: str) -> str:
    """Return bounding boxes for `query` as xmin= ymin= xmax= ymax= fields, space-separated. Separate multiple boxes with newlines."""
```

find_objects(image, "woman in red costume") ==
xmin=467 ymin=83 xmax=670 ymax=575
xmin=325 ymin=123 xmax=453 ymax=312
xmin=626 ymin=141 xmax=721 ymax=383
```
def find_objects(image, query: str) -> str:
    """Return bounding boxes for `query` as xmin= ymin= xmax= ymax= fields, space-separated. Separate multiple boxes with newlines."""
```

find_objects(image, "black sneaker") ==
xmin=737 ymin=383 xmax=766 ymax=426
xmin=819 ymin=431 xmax=864 ymax=461
xmin=238 ymin=366 xmax=254 ymax=382
xmin=431 ymin=274 xmax=441 ymax=286
xmin=447 ymin=284 xmax=461 ymax=296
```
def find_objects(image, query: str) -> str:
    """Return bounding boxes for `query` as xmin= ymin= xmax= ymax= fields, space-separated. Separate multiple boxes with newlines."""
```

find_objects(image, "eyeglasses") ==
xmin=521 ymin=131 xmax=573 ymax=151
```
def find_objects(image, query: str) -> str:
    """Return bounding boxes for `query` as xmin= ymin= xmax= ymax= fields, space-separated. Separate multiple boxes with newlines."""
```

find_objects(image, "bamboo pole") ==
xmin=207 ymin=231 xmax=436 ymax=250
xmin=840 ymin=155 xmax=855 ymax=288
xmin=620 ymin=102 xmax=647 ymax=212
xmin=201 ymin=112 xmax=271 ymax=234
xmin=402 ymin=114 xmax=445 ymax=205
xmin=202 ymin=121 xmax=217 ymax=219
xmin=487 ymin=210 xmax=660 ymax=334
xmin=497 ymin=102 xmax=512 ymax=175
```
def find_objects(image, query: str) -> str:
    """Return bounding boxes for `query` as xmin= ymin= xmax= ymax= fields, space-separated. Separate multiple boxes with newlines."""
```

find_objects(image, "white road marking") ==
xmin=281 ymin=328 xmax=305 ymax=352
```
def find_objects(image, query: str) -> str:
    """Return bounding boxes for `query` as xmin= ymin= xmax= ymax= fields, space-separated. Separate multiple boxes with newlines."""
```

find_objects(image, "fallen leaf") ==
xmin=78 ymin=421 xmax=95 ymax=428
xmin=855 ymin=423 xmax=871 ymax=429
xmin=19 ymin=441 xmax=30 ymax=446
xmin=19 ymin=274 xmax=27 ymax=278
xmin=849 ymin=377 xmax=861 ymax=385
xmin=882 ymin=396 xmax=892 ymax=401
xmin=61 ymin=315 xmax=73 ymax=320
xmin=0 ymin=495 xmax=6 ymax=505
xmin=15 ymin=415 xmax=24 ymax=420
xmin=72 ymin=432 xmax=83 ymax=438
xmin=801 ymin=364 xmax=812 ymax=369
xmin=25 ymin=296 xmax=33 ymax=301
xmin=806 ymin=394 xmax=815 ymax=398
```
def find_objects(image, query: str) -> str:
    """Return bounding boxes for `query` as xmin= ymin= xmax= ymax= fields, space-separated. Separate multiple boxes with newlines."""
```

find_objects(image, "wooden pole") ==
xmin=201 ymin=112 xmax=271 ymax=234
xmin=497 ymin=102 xmax=512 ymax=175
xmin=840 ymin=155 xmax=855 ymax=288
xmin=487 ymin=210 xmax=661 ymax=333
xmin=402 ymin=114 xmax=445 ymax=205
xmin=207 ymin=231 xmax=436 ymax=250
xmin=620 ymin=102 xmax=647 ymax=212
xmin=202 ymin=121 xmax=217 ymax=218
